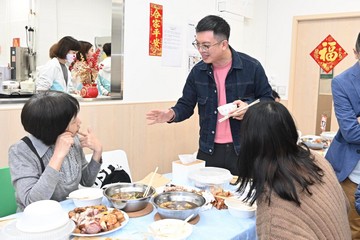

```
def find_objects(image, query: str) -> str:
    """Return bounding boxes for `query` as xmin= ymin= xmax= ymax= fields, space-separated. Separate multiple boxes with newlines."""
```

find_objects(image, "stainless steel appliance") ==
xmin=10 ymin=47 xmax=30 ymax=81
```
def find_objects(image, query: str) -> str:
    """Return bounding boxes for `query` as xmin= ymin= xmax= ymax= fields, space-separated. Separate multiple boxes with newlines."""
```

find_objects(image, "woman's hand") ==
xmin=49 ymin=132 xmax=75 ymax=171
xmin=78 ymin=128 xmax=103 ymax=162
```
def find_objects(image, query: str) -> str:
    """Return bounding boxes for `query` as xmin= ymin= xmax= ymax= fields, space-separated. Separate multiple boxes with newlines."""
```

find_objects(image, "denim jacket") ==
xmin=171 ymin=47 xmax=273 ymax=155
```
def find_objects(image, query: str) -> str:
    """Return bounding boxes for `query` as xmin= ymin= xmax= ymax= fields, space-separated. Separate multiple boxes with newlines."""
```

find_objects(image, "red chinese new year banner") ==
xmin=310 ymin=34 xmax=348 ymax=73
xmin=149 ymin=3 xmax=163 ymax=56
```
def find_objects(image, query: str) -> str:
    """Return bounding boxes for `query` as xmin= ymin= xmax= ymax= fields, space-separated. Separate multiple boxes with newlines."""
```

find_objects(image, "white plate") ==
xmin=2 ymin=220 xmax=75 ymax=240
xmin=71 ymin=208 xmax=129 ymax=237
xmin=300 ymin=135 xmax=324 ymax=150
xmin=320 ymin=131 xmax=336 ymax=140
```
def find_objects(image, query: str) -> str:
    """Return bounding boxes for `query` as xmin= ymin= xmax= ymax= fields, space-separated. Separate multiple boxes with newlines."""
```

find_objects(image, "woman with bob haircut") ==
xmin=236 ymin=101 xmax=350 ymax=239
xmin=36 ymin=36 xmax=81 ymax=93
xmin=8 ymin=91 xmax=103 ymax=211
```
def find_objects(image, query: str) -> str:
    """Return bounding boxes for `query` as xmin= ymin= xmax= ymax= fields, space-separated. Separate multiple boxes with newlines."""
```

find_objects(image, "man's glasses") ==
xmin=192 ymin=41 xmax=222 ymax=51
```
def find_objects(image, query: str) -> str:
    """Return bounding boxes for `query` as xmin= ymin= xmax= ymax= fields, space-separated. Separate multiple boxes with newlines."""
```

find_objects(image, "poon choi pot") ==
xmin=152 ymin=191 xmax=206 ymax=220
xmin=103 ymin=183 xmax=156 ymax=212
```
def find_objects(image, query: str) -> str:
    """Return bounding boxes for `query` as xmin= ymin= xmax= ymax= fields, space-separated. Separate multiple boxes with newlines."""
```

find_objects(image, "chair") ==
xmin=0 ymin=167 xmax=18 ymax=217
xmin=85 ymin=150 xmax=132 ymax=188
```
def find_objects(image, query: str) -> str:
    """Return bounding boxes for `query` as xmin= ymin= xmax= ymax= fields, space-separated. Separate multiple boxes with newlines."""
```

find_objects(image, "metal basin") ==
xmin=103 ymin=183 xmax=155 ymax=212
xmin=152 ymin=191 xmax=206 ymax=221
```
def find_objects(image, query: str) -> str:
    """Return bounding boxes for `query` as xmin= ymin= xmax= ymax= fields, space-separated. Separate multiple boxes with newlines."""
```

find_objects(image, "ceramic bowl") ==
xmin=148 ymin=219 xmax=193 ymax=240
xmin=217 ymin=103 xmax=237 ymax=116
xmin=225 ymin=198 xmax=256 ymax=218
xmin=68 ymin=188 xmax=103 ymax=207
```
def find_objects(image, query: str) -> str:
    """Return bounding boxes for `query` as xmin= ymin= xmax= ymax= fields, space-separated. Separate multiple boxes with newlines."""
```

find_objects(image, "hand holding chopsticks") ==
xmin=218 ymin=99 xmax=260 ymax=123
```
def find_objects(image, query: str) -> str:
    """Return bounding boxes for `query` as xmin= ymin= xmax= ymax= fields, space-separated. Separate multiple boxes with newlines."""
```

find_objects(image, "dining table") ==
xmin=0 ymin=174 xmax=257 ymax=240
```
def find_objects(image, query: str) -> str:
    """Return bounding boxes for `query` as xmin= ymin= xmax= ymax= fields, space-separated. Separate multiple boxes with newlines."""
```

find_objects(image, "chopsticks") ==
xmin=218 ymin=99 xmax=260 ymax=123
xmin=144 ymin=167 xmax=158 ymax=197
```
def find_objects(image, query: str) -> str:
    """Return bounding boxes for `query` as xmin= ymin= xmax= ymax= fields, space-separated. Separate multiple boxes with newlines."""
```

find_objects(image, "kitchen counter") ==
xmin=0 ymin=94 xmax=122 ymax=105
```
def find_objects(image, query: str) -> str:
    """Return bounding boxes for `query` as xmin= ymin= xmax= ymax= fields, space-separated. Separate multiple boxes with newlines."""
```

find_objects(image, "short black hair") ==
xmin=54 ymin=36 xmax=81 ymax=59
xmin=103 ymin=43 xmax=111 ymax=56
xmin=21 ymin=91 xmax=80 ymax=145
xmin=356 ymin=32 xmax=360 ymax=53
xmin=195 ymin=15 xmax=230 ymax=41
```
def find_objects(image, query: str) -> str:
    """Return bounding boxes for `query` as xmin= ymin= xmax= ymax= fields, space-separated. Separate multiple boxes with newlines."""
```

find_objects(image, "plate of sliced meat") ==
xmin=68 ymin=205 xmax=129 ymax=237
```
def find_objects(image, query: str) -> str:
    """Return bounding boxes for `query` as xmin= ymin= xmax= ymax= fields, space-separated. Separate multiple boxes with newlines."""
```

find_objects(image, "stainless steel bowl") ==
xmin=152 ymin=191 xmax=206 ymax=220
xmin=103 ymin=183 xmax=155 ymax=212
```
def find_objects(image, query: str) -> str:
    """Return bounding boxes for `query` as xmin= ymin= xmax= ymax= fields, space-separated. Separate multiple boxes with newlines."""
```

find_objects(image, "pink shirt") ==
xmin=214 ymin=61 xmax=233 ymax=143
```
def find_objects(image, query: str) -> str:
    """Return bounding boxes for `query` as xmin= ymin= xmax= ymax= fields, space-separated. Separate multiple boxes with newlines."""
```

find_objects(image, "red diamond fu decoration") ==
xmin=310 ymin=34 xmax=348 ymax=73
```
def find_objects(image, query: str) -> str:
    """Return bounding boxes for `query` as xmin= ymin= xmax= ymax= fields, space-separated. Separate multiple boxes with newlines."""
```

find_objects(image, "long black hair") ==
xmin=236 ymin=101 xmax=324 ymax=206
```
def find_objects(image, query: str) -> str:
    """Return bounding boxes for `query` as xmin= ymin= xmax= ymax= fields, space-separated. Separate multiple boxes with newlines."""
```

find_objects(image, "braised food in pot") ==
xmin=110 ymin=191 xmax=144 ymax=200
xmin=159 ymin=200 xmax=198 ymax=210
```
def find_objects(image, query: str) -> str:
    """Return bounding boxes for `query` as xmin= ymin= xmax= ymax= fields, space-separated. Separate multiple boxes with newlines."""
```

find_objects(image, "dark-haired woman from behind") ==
xmin=8 ymin=91 xmax=103 ymax=211
xmin=236 ymin=101 xmax=350 ymax=240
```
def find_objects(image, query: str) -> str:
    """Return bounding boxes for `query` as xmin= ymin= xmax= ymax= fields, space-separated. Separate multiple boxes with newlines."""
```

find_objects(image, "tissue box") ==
xmin=172 ymin=160 xmax=205 ymax=186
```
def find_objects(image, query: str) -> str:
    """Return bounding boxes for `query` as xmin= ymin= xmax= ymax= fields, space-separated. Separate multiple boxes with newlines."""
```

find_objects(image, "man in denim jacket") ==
xmin=147 ymin=15 xmax=273 ymax=174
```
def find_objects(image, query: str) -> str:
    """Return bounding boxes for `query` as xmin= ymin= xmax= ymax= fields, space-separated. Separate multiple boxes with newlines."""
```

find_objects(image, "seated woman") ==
xmin=236 ymin=101 xmax=351 ymax=240
xmin=8 ymin=91 xmax=103 ymax=211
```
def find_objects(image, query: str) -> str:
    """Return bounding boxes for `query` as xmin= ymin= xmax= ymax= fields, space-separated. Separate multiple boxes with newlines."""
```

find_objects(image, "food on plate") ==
xmin=209 ymin=186 xmax=233 ymax=210
xmin=159 ymin=200 xmax=198 ymax=210
xmin=162 ymin=184 xmax=203 ymax=195
xmin=110 ymin=191 xmax=144 ymax=200
xmin=68 ymin=205 xmax=125 ymax=234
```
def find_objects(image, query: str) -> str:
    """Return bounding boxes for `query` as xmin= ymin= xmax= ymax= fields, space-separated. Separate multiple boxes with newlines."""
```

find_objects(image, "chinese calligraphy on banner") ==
xmin=149 ymin=3 xmax=163 ymax=56
xmin=310 ymin=34 xmax=347 ymax=73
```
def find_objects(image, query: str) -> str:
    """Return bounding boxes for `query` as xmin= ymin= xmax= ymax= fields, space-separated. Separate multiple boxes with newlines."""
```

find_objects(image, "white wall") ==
xmin=123 ymin=0 xmax=247 ymax=102
xmin=0 ymin=0 xmax=111 ymax=66
xmin=2 ymin=0 xmax=360 ymax=102
xmin=0 ymin=0 xmax=28 ymax=66
xmin=243 ymin=0 xmax=360 ymax=99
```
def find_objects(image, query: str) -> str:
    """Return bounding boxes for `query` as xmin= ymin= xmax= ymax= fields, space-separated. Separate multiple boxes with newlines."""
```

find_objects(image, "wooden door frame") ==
xmin=287 ymin=11 xmax=360 ymax=133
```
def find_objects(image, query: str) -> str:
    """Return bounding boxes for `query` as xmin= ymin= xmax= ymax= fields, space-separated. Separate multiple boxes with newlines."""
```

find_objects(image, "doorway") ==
xmin=288 ymin=12 xmax=360 ymax=135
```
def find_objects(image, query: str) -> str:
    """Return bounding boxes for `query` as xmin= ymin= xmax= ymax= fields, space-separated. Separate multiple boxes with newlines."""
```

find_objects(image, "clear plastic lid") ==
xmin=188 ymin=167 xmax=233 ymax=185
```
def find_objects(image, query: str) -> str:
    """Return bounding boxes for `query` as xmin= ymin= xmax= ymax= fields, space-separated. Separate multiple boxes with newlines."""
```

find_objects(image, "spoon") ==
xmin=184 ymin=214 xmax=194 ymax=224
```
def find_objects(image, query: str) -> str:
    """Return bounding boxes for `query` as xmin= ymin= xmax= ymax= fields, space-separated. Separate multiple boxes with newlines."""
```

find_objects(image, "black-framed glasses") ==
xmin=192 ymin=41 xmax=222 ymax=51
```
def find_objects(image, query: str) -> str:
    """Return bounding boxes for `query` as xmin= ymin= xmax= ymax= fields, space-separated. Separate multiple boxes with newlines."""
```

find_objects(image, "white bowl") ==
xmin=225 ymin=198 xmax=256 ymax=218
xmin=16 ymin=200 xmax=69 ymax=233
xmin=148 ymin=219 xmax=193 ymax=240
xmin=68 ymin=188 xmax=103 ymax=207
xmin=217 ymin=103 xmax=237 ymax=116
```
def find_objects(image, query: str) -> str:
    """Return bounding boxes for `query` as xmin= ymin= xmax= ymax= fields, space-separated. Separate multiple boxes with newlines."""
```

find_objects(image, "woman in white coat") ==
xmin=36 ymin=36 xmax=81 ymax=93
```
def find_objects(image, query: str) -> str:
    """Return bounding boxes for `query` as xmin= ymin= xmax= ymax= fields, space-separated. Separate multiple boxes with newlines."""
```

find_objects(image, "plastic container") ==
xmin=188 ymin=167 xmax=233 ymax=190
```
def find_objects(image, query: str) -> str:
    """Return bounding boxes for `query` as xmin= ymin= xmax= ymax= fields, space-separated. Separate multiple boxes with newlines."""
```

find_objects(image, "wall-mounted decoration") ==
xmin=310 ymin=34 xmax=347 ymax=73
xmin=149 ymin=3 xmax=163 ymax=56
